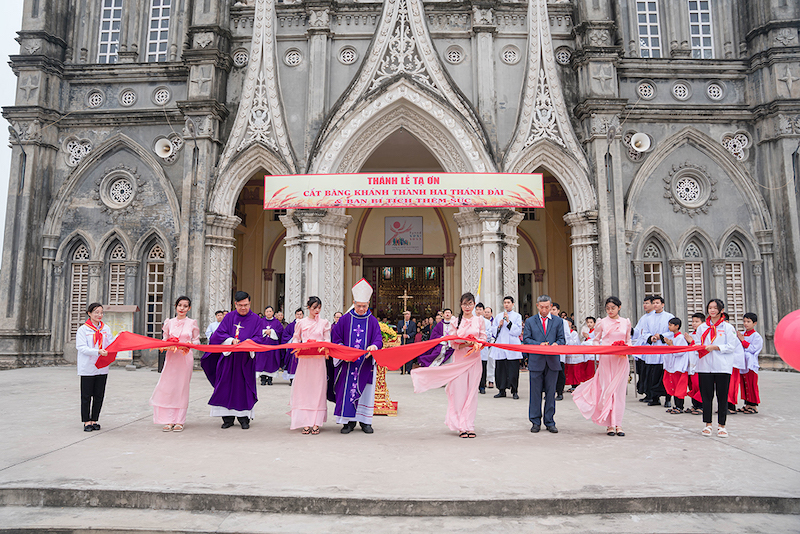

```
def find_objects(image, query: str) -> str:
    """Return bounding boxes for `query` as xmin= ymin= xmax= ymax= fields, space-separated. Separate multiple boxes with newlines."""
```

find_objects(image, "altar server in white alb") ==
xmin=640 ymin=296 xmax=674 ymax=406
xmin=475 ymin=302 xmax=495 ymax=395
xmin=493 ymin=296 xmax=523 ymax=400
xmin=76 ymin=302 xmax=114 ymax=432
xmin=737 ymin=312 xmax=763 ymax=414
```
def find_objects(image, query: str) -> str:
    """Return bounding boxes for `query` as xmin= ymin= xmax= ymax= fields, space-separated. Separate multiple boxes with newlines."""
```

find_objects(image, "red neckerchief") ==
xmin=743 ymin=329 xmax=755 ymax=336
xmin=698 ymin=316 xmax=723 ymax=358
xmin=588 ymin=328 xmax=595 ymax=334
xmin=85 ymin=320 xmax=104 ymax=348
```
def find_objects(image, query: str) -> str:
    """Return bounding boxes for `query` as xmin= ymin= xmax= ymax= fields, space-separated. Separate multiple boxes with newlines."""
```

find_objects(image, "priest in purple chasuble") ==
xmin=200 ymin=291 xmax=267 ymax=429
xmin=255 ymin=305 xmax=284 ymax=386
xmin=330 ymin=279 xmax=383 ymax=434
xmin=417 ymin=309 xmax=455 ymax=367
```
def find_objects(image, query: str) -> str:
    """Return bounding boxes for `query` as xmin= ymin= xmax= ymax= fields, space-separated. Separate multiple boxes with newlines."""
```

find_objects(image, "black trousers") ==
xmin=496 ymin=359 xmax=519 ymax=394
xmin=556 ymin=362 xmax=566 ymax=395
xmin=644 ymin=363 xmax=668 ymax=401
xmin=635 ymin=359 xmax=646 ymax=394
xmin=222 ymin=416 xmax=250 ymax=426
xmin=699 ymin=372 xmax=731 ymax=425
xmin=80 ymin=374 xmax=107 ymax=422
xmin=480 ymin=360 xmax=487 ymax=389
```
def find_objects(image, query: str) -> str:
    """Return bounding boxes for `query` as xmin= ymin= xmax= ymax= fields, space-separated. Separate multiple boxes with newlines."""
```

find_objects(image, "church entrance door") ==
xmin=363 ymin=257 xmax=444 ymax=324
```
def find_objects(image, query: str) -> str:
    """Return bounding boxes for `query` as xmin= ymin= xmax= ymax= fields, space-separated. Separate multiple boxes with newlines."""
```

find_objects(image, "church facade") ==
xmin=1 ymin=0 xmax=797 ymax=366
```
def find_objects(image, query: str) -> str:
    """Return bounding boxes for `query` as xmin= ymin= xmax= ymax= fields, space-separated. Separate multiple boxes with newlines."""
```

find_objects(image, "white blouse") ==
xmin=76 ymin=322 xmax=114 ymax=376
xmin=693 ymin=321 xmax=736 ymax=374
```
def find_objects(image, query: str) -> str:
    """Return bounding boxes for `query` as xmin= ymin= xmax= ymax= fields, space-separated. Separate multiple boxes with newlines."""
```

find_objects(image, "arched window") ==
xmin=684 ymin=241 xmax=705 ymax=322
xmin=724 ymin=240 xmax=746 ymax=330
xmin=642 ymin=242 xmax=664 ymax=297
xmin=98 ymin=0 xmax=124 ymax=64
xmin=69 ymin=244 xmax=90 ymax=340
xmin=145 ymin=243 xmax=166 ymax=337
xmin=107 ymin=243 xmax=127 ymax=305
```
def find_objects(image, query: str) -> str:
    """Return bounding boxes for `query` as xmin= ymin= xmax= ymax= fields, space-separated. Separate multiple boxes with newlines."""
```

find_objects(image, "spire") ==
xmin=217 ymin=0 xmax=296 ymax=175
xmin=504 ymin=0 xmax=588 ymax=173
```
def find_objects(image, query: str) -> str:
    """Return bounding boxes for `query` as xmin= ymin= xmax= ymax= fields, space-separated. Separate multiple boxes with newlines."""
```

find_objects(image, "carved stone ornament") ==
xmin=775 ymin=28 xmax=797 ymax=47
xmin=62 ymin=136 xmax=93 ymax=167
xmin=663 ymin=162 xmax=716 ymax=217
xmin=194 ymin=32 xmax=214 ymax=49
xmin=24 ymin=43 xmax=41 ymax=55
xmin=53 ymin=262 xmax=64 ymax=275
xmin=752 ymin=262 xmax=763 ymax=277
xmin=472 ymin=7 xmax=494 ymax=26
xmin=10 ymin=120 xmax=42 ymax=143
xmin=777 ymin=65 xmax=800 ymax=97
xmin=590 ymin=113 xmax=620 ymax=136
xmin=721 ymin=131 xmax=751 ymax=162
xmin=711 ymin=261 xmax=726 ymax=277
xmin=371 ymin=0 xmax=434 ymax=90
xmin=308 ymin=8 xmax=330 ymax=29
xmin=670 ymin=261 xmax=684 ymax=276
xmin=93 ymin=164 xmax=145 ymax=221
xmin=19 ymin=76 xmax=40 ymax=100
xmin=776 ymin=114 xmax=800 ymax=135
xmin=503 ymin=0 xmax=589 ymax=175
xmin=216 ymin=0 xmax=297 ymax=175
xmin=587 ymin=29 xmax=611 ymax=47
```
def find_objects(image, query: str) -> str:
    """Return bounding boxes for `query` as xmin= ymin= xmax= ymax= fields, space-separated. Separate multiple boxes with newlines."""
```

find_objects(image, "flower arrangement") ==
xmin=379 ymin=322 xmax=398 ymax=344
xmin=611 ymin=340 xmax=627 ymax=346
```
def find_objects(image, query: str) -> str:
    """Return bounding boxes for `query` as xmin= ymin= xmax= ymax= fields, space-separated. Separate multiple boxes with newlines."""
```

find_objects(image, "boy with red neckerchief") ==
xmin=737 ymin=313 xmax=763 ymax=414
xmin=685 ymin=313 xmax=705 ymax=415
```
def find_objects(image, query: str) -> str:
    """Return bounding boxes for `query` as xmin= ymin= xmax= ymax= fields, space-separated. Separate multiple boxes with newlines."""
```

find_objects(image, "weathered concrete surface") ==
xmin=0 ymin=366 xmax=797 ymax=528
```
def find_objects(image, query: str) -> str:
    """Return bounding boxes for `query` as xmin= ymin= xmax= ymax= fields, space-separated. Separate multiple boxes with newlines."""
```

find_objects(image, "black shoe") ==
xmin=530 ymin=424 xmax=541 ymax=433
xmin=260 ymin=375 xmax=267 ymax=386
xmin=266 ymin=376 xmax=273 ymax=386
xmin=83 ymin=424 xmax=94 ymax=432
xmin=664 ymin=400 xmax=672 ymax=408
xmin=341 ymin=421 xmax=356 ymax=434
xmin=556 ymin=394 xmax=564 ymax=401
xmin=547 ymin=426 xmax=559 ymax=433
xmin=494 ymin=392 xmax=506 ymax=398
xmin=92 ymin=423 xmax=101 ymax=431
xmin=289 ymin=379 xmax=293 ymax=385
xmin=479 ymin=387 xmax=486 ymax=394
xmin=512 ymin=393 xmax=520 ymax=400
xmin=240 ymin=421 xmax=250 ymax=430
xmin=221 ymin=421 xmax=234 ymax=429
xmin=640 ymin=397 xmax=652 ymax=403
xmin=647 ymin=400 xmax=661 ymax=406
xmin=360 ymin=422 xmax=374 ymax=434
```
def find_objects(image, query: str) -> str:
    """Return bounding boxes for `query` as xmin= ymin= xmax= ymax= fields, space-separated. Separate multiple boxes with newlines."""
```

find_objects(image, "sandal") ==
xmin=459 ymin=432 xmax=469 ymax=438
xmin=301 ymin=427 xmax=312 ymax=435
xmin=615 ymin=427 xmax=625 ymax=437
xmin=736 ymin=407 xmax=746 ymax=412
xmin=607 ymin=427 xmax=616 ymax=436
xmin=717 ymin=427 xmax=729 ymax=438
xmin=172 ymin=424 xmax=184 ymax=432
xmin=689 ymin=408 xmax=702 ymax=415
xmin=467 ymin=432 xmax=476 ymax=438
xmin=743 ymin=406 xmax=758 ymax=414
xmin=702 ymin=426 xmax=713 ymax=436
xmin=311 ymin=426 xmax=321 ymax=435
xmin=162 ymin=424 xmax=174 ymax=432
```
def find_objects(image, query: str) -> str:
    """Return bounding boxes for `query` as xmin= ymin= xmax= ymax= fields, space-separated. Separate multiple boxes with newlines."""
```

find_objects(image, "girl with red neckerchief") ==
xmin=693 ymin=299 xmax=737 ymax=438
xmin=76 ymin=303 xmax=113 ymax=432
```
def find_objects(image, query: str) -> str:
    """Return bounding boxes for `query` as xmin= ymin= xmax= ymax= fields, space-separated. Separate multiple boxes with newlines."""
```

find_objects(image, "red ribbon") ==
xmin=105 ymin=331 xmax=706 ymax=371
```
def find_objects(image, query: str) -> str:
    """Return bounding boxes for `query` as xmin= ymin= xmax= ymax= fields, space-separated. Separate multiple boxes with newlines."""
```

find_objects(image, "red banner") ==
xmin=101 ymin=332 xmax=702 ymax=371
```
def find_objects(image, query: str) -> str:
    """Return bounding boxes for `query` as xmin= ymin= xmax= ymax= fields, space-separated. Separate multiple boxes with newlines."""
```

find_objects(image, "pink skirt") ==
xmin=287 ymin=357 xmax=328 ymax=429
xmin=572 ymin=354 xmax=628 ymax=428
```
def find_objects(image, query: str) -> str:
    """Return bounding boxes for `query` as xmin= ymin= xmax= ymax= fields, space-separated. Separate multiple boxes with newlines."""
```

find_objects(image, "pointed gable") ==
xmin=217 ymin=0 xmax=296 ymax=175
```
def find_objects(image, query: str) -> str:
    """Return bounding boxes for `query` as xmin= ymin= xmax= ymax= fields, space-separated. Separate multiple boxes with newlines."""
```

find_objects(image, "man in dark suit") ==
xmin=398 ymin=310 xmax=417 ymax=374
xmin=523 ymin=295 xmax=566 ymax=434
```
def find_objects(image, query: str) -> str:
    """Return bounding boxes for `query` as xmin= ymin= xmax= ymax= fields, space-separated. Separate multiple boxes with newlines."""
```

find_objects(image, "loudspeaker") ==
xmin=154 ymin=138 xmax=174 ymax=158
xmin=630 ymin=132 xmax=651 ymax=152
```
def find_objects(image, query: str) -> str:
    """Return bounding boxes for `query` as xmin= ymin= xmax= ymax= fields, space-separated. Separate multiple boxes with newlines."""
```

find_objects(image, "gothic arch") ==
xmin=55 ymin=230 xmax=96 ymax=262
xmin=719 ymin=226 xmax=760 ymax=260
xmin=676 ymin=227 xmax=718 ymax=259
xmin=97 ymin=230 xmax=133 ymax=261
xmin=209 ymin=144 xmax=295 ymax=217
xmin=265 ymin=229 xmax=287 ymax=272
xmin=132 ymin=228 xmax=173 ymax=263
xmin=517 ymin=227 xmax=542 ymax=272
xmin=634 ymin=226 xmax=678 ymax=260
xmin=625 ymin=127 xmax=772 ymax=233
xmin=308 ymin=79 xmax=495 ymax=174
xmin=504 ymin=140 xmax=597 ymax=214
xmin=43 ymin=133 xmax=181 ymax=237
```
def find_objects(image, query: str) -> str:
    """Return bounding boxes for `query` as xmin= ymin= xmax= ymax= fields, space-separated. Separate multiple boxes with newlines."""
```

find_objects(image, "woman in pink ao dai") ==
xmin=572 ymin=296 xmax=631 ymax=437
xmin=150 ymin=296 xmax=200 ymax=432
xmin=289 ymin=296 xmax=331 ymax=434
xmin=412 ymin=292 xmax=486 ymax=438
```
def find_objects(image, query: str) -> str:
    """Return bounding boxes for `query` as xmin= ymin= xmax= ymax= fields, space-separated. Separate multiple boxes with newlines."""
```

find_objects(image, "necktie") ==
xmin=542 ymin=316 xmax=547 ymax=335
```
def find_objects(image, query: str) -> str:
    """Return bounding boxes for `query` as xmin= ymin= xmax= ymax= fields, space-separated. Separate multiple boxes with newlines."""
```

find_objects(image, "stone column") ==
xmin=710 ymin=259 xmax=727 ymax=301
xmin=204 ymin=214 xmax=241 ymax=325
xmin=124 ymin=262 xmax=139 ymax=307
xmin=281 ymin=209 xmax=352 ymax=321
xmin=750 ymin=260 xmax=765 ymax=336
xmin=533 ymin=269 xmax=546 ymax=302
xmin=669 ymin=259 xmax=687 ymax=322
xmin=756 ymin=230 xmax=778 ymax=334
xmin=667 ymin=0 xmax=692 ymax=58
xmin=88 ymin=261 xmax=103 ymax=304
xmin=50 ymin=261 xmax=64 ymax=355
xmin=304 ymin=3 xmax=332 ymax=160
xmin=454 ymin=208 xmax=524 ymax=313
xmin=632 ymin=261 xmax=644 ymax=310
xmin=563 ymin=211 xmax=599 ymax=324
xmin=472 ymin=6 xmax=497 ymax=147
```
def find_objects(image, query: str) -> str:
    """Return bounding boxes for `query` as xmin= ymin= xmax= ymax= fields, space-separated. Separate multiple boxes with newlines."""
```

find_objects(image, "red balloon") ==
xmin=774 ymin=309 xmax=800 ymax=371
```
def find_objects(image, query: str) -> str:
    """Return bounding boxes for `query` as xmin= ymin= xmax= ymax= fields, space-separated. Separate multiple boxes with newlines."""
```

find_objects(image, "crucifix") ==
xmin=398 ymin=286 xmax=413 ymax=312
xmin=234 ymin=322 xmax=243 ymax=340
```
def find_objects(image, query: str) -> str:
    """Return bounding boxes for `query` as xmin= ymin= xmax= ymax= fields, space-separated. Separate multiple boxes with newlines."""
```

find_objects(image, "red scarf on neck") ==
xmin=85 ymin=320 xmax=104 ymax=349
xmin=697 ymin=316 xmax=723 ymax=358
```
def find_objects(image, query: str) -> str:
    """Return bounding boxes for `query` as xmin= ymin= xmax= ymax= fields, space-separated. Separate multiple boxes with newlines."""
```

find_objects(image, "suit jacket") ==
xmin=397 ymin=319 xmax=417 ymax=345
xmin=523 ymin=313 xmax=566 ymax=371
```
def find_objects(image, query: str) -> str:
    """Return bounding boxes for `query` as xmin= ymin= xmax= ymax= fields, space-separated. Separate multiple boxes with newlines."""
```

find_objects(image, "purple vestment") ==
xmin=281 ymin=320 xmax=298 ymax=374
xmin=331 ymin=309 xmax=383 ymax=419
xmin=200 ymin=310 xmax=266 ymax=411
xmin=254 ymin=317 xmax=284 ymax=373
xmin=417 ymin=320 xmax=454 ymax=367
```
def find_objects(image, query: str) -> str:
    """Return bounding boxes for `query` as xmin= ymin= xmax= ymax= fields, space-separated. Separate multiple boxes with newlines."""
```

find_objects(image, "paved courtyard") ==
xmin=0 ymin=364 xmax=798 ymax=532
